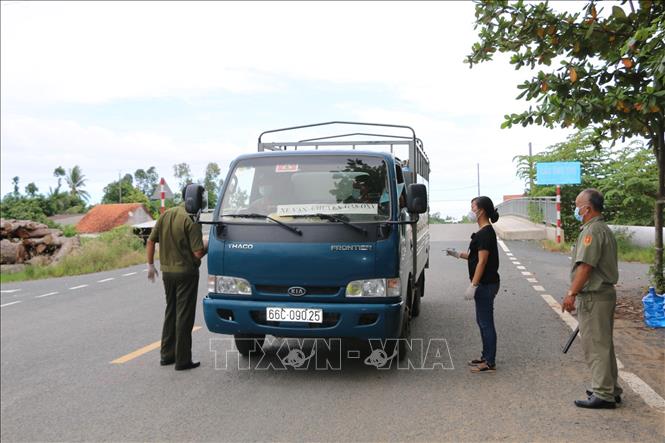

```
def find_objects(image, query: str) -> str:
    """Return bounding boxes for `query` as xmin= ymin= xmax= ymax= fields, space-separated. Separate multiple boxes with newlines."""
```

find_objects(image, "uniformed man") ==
xmin=562 ymin=188 xmax=622 ymax=409
xmin=146 ymin=190 xmax=207 ymax=371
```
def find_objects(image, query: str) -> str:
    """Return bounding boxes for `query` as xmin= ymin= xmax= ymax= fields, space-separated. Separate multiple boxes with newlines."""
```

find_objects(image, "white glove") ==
xmin=147 ymin=263 xmax=159 ymax=283
xmin=464 ymin=284 xmax=478 ymax=300
xmin=445 ymin=248 xmax=460 ymax=259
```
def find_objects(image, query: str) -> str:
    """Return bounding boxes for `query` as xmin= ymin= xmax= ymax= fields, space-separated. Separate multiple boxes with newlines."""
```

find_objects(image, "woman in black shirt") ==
xmin=446 ymin=196 xmax=500 ymax=372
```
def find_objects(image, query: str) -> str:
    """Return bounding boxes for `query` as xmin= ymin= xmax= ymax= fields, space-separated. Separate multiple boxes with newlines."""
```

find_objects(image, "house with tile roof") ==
xmin=76 ymin=203 xmax=154 ymax=234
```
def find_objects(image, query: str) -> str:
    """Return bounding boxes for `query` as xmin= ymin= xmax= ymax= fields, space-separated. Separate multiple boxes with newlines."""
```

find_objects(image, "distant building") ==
xmin=76 ymin=203 xmax=154 ymax=234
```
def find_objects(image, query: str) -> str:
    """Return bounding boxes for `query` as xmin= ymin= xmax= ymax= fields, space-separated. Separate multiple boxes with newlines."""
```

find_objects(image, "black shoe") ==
xmin=575 ymin=394 xmax=616 ymax=409
xmin=175 ymin=361 xmax=200 ymax=371
xmin=586 ymin=390 xmax=621 ymax=404
xmin=160 ymin=358 xmax=175 ymax=366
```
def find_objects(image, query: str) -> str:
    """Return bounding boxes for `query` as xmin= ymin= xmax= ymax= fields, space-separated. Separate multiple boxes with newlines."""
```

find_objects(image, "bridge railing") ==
xmin=496 ymin=197 xmax=557 ymax=226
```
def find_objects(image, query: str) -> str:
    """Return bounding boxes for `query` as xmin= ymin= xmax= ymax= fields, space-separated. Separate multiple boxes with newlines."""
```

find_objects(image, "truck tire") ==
xmin=234 ymin=333 xmax=266 ymax=357
xmin=411 ymin=273 xmax=424 ymax=318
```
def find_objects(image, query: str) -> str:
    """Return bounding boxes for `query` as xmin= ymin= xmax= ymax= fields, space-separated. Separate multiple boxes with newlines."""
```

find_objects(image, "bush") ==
xmin=62 ymin=225 xmax=78 ymax=237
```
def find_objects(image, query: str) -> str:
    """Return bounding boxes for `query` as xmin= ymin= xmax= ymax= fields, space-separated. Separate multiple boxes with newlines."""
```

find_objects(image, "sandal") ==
xmin=468 ymin=358 xmax=486 ymax=366
xmin=470 ymin=362 xmax=496 ymax=373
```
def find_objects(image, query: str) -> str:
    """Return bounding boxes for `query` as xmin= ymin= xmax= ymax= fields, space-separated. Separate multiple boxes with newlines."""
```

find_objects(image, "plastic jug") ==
xmin=642 ymin=287 xmax=665 ymax=328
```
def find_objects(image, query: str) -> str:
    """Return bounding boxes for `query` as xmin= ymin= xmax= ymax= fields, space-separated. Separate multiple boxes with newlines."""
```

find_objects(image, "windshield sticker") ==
xmin=275 ymin=164 xmax=299 ymax=173
xmin=277 ymin=203 xmax=379 ymax=216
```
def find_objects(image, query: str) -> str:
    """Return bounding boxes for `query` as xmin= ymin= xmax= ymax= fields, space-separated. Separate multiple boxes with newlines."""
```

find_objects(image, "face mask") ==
xmin=467 ymin=211 xmax=478 ymax=223
xmin=380 ymin=191 xmax=389 ymax=204
xmin=351 ymin=189 xmax=360 ymax=199
xmin=574 ymin=206 xmax=585 ymax=222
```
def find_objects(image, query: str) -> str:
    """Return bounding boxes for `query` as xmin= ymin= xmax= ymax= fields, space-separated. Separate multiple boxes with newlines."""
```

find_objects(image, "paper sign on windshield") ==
xmin=277 ymin=203 xmax=378 ymax=216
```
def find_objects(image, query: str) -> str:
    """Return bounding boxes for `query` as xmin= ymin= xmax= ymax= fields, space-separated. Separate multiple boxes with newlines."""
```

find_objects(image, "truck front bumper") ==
xmin=202 ymin=296 xmax=403 ymax=339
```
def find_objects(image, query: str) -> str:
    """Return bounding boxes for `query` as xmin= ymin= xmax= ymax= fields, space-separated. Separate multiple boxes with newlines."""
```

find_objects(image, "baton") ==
xmin=562 ymin=326 xmax=579 ymax=354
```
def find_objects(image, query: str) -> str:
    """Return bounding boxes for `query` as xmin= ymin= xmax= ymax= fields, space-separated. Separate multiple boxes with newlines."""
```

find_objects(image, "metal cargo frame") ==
xmin=258 ymin=121 xmax=430 ymax=182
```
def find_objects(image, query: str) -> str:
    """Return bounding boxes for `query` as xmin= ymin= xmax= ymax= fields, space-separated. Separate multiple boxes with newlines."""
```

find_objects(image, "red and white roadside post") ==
xmin=160 ymin=178 xmax=166 ymax=214
xmin=556 ymin=185 xmax=562 ymax=244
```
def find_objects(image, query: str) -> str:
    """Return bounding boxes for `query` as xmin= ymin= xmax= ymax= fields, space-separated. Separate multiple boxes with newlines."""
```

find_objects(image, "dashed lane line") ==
xmin=1 ymin=301 xmax=22 ymax=308
xmin=502 ymin=241 xmax=665 ymax=414
xmin=122 ymin=272 xmax=137 ymax=277
xmin=111 ymin=326 xmax=203 ymax=364
xmin=0 ymin=289 xmax=21 ymax=294
xmin=516 ymin=266 xmax=526 ymax=270
xmin=35 ymin=292 xmax=58 ymax=299
xmin=97 ymin=278 xmax=115 ymax=283
xmin=69 ymin=285 xmax=89 ymax=290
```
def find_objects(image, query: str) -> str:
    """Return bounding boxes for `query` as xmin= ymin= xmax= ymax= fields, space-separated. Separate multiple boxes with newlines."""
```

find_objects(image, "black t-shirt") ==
xmin=467 ymin=225 xmax=500 ymax=284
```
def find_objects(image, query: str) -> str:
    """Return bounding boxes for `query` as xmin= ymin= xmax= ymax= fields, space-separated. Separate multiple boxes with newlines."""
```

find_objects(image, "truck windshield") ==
xmin=219 ymin=155 xmax=391 ymax=223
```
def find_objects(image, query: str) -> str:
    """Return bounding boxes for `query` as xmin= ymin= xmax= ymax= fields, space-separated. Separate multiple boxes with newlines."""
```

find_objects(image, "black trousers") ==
xmin=161 ymin=271 xmax=199 ymax=365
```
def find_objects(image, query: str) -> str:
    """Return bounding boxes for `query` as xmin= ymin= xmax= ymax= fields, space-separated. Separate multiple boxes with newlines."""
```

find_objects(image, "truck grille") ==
xmin=254 ymin=285 xmax=341 ymax=296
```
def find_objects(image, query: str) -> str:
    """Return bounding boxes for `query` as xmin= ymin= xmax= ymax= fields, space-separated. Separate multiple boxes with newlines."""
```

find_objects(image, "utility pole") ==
xmin=529 ymin=142 xmax=534 ymax=195
xmin=477 ymin=163 xmax=480 ymax=196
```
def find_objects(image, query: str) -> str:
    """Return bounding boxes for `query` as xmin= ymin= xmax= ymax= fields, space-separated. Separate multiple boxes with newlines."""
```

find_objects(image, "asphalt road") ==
xmin=1 ymin=224 xmax=663 ymax=442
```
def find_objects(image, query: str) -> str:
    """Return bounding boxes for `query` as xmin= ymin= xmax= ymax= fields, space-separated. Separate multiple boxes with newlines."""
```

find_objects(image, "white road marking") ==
xmin=516 ymin=266 xmax=526 ymax=270
xmin=527 ymin=278 xmax=539 ymax=283
xmin=35 ymin=292 xmax=58 ymax=298
xmin=0 ymin=289 xmax=21 ymax=294
xmin=540 ymin=293 xmax=665 ymax=413
xmin=513 ymin=261 xmax=522 ymax=265
xmin=142 ymin=269 xmax=148 ymax=272
xmin=509 ymin=257 xmax=517 ymax=261
xmin=122 ymin=272 xmax=137 ymax=277
xmin=533 ymin=285 xmax=545 ymax=292
xmin=1 ymin=301 xmax=22 ymax=308
xmin=69 ymin=285 xmax=88 ymax=290
xmin=97 ymin=278 xmax=115 ymax=283
xmin=497 ymin=240 xmax=510 ymax=252
xmin=521 ymin=271 xmax=532 ymax=276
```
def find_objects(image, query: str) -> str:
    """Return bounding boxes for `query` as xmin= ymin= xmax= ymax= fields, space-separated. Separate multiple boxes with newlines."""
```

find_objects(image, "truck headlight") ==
xmin=208 ymin=275 xmax=252 ymax=295
xmin=345 ymin=278 xmax=401 ymax=297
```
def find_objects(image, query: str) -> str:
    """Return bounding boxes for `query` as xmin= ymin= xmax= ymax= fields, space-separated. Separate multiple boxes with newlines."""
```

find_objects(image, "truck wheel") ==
xmin=234 ymin=333 xmax=265 ymax=357
xmin=411 ymin=273 xmax=424 ymax=318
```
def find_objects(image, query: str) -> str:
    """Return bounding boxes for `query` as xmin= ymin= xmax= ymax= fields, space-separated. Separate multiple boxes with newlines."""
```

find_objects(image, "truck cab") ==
xmin=200 ymin=122 xmax=430 ymax=359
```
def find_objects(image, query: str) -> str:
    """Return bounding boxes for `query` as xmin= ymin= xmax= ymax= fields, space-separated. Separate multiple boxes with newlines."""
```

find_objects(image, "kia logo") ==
xmin=288 ymin=286 xmax=307 ymax=297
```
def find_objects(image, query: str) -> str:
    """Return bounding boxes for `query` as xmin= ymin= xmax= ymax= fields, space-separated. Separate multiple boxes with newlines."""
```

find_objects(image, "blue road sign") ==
xmin=536 ymin=161 xmax=581 ymax=185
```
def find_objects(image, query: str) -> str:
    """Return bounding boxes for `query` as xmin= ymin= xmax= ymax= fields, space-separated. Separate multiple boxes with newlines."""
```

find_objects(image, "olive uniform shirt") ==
xmin=148 ymin=204 xmax=204 ymax=274
xmin=570 ymin=216 xmax=619 ymax=294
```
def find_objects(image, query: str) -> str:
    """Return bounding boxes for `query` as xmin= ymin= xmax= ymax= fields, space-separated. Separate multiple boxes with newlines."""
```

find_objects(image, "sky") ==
xmin=1 ymin=1 xmax=585 ymax=219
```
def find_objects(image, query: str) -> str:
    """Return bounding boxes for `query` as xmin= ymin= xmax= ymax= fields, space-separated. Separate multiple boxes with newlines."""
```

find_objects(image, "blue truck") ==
xmin=188 ymin=122 xmax=430 ymax=360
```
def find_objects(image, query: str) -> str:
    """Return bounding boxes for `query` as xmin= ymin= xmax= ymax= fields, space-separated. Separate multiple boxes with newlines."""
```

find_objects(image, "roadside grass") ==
xmin=0 ymin=226 xmax=145 ymax=283
xmin=541 ymin=232 xmax=655 ymax=265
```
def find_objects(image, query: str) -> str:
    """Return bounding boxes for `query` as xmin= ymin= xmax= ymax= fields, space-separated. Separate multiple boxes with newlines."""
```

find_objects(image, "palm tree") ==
xmin=65 ymin=165 xmax=90 ymax=201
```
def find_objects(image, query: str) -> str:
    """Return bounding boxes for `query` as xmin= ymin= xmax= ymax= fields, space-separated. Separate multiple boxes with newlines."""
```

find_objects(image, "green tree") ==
xmin=101 ymin=175 xmax=149 ymax=206
xmin=134 ymin=166 xmax=159 ymax=197
xmin=515 ymin=130 xmax=657 ymax=235
xmin=25 ymin=182 xmax=38 ymax=197
xmin=11 ymin=176 xmax=19 ymax=196
xmin=467 ymin=0 xmax=665 ymax=290
xmin=203 ymin=162 xmax=222 ymax=207
xmin=65 ymin=165 xmax=90 ymax=201
xmin=53 ymin=166 xmax=65 ymax=193
xmin=173 ymin=163 xmax=192 ymax=193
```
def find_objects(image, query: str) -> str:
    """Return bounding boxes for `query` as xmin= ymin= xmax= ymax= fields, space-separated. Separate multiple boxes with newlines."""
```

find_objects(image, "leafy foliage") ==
xmin=101 ymin=175 xmax=150 ymax=206
xmin=173 ymin=162 xmax=193 ymax=193
xmin=203 ymin=162 xmax=222 ymax=207
xmin=65 ymin=165 xmax=90 ymax=201
xmin=515 ymin=130 xmax=657 ymax=237
xmin=467 ymin=0 xmax=664 ymax=290
xmin=134 ymin=166 xmax=159 ymax=197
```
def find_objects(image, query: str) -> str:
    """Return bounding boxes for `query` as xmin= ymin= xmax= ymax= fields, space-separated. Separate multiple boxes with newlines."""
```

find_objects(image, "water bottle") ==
xmin=642 ymin=287 xmax=665 ymax=328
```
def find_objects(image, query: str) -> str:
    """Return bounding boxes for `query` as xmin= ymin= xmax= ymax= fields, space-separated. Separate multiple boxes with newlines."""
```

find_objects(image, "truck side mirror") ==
xmin=406 ymin=183 xmax=427 ymax=214
xmin=184 ymin=184 xmax=206 ymax=215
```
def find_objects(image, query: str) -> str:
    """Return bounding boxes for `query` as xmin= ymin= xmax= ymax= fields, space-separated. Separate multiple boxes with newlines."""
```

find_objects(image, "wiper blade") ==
xmin=220 ymin=213 xmax=302 ymax=236
xmin=284 ymin=213 xmax=367 ymax=234
xmin=316 ymin=213 xmax=367 ymax=235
